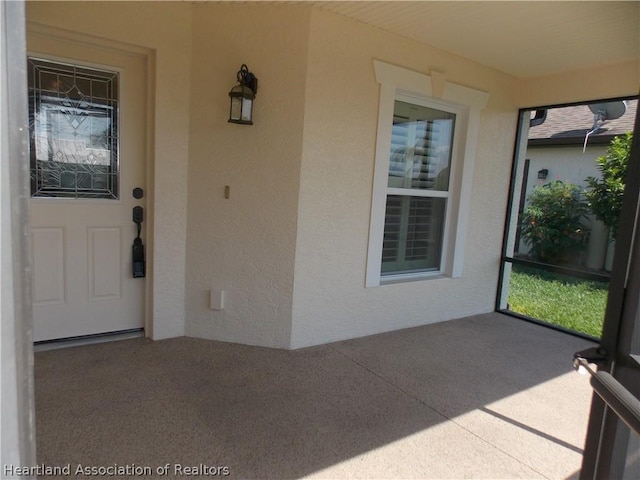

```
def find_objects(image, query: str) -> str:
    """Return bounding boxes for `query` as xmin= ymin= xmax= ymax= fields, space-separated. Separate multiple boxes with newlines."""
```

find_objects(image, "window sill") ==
xmin=379 ymin=271 xmax=448 ymax=286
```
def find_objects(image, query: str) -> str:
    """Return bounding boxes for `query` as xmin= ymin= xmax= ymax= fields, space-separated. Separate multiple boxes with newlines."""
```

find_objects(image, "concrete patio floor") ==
xmin=34 ymin=312 xmax=596 ymax=479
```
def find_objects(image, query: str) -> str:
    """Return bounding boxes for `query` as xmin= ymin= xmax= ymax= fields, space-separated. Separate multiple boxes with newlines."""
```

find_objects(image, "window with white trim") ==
xmin=366 ymin=60 xmax=488 ymax=287
xmin=383 ymin=99 xmax=456 ymax=275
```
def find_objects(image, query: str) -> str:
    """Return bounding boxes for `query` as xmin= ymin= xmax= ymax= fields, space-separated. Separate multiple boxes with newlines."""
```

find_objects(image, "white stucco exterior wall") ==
xmin=525 ymin=145 xmax=606 ymax=197
xmin=290 ymin=9 xmax=519 ymax=349
xmin=1 ymin=0 xmax=36 ymax=470
xmin=184 ymin=4 xmax=310 ymax=348
xmin=519 ymin=60 xmax=639 ymax=108
xmin=21 ymin=3 xmax=638 ymax=350
xmin=25 ymin=1 xmax=192 ymax=339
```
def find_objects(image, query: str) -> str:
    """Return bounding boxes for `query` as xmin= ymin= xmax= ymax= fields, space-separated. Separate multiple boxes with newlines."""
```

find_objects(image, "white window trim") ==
xmin=366 ymin=60 xmax=489 ymax=287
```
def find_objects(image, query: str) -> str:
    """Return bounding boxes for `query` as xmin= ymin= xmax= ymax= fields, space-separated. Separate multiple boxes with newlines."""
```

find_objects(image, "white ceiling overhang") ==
xmin=307 ymin=1 xmax=640 ymax=79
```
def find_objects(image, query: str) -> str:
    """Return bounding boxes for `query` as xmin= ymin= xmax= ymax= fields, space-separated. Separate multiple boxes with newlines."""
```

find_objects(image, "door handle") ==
xmin=133 ymin=205 xmax=143 ymax=225
xmin=132 ymin=206 xmax=145 ymax=278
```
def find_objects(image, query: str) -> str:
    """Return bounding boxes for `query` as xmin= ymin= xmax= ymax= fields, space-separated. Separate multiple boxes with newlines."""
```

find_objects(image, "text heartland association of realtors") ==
xmin=3 ymin=463 xmax=231 ymax=476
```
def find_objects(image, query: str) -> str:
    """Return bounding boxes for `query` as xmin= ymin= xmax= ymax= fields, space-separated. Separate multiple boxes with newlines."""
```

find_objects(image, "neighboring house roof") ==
xmin=528 ymin=99 xmax=637 ymax=146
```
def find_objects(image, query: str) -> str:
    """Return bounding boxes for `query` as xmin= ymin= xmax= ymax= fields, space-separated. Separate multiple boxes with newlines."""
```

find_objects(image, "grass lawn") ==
xmin=507 ymin=264 xmax=608 ymax=338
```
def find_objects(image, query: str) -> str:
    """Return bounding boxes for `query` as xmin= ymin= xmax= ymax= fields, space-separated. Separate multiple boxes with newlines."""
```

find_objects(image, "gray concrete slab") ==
xmin=34 ymin=313 xmax=595 ymax=479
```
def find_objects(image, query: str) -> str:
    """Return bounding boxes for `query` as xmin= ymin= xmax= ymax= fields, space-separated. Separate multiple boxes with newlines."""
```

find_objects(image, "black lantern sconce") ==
xmin=228 ymin=64 xmax=258 ymax=125
xmin=537 ymin=168 xmax=549 ymax=180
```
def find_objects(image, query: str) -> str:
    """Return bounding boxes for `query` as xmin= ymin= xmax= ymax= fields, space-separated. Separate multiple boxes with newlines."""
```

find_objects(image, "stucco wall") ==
xmin=519 ymin=60 xmax=639 ymax=108
xmin=290 ymin=9 xmax=520 ymax=348
xmin=184 ymin=4 xmax=311 ymax=348
xmin=525 ymin=145 xmax=605 ymax=200
xmin=25 ymin=1 xmax=191 ymax=339
xmin=23 ymin=3 xmax=638 ymax=350
xmin=1 ymin=0 xmax=36 ymax=468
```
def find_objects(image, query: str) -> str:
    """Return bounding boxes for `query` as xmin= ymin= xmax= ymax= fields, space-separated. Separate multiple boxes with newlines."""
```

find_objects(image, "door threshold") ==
xmin=34 ymin=328 xmax=144 ymax=352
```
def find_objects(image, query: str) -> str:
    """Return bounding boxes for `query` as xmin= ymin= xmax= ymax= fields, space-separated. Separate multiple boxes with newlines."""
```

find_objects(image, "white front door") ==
xmin=28 ymin=31 xmax=148 ymax=342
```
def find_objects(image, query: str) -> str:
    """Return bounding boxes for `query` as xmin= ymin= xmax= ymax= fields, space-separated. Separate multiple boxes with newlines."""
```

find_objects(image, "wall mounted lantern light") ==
xmin=537 ymin=168 xmax=549 ymax=180
xmin=228 ymin=64 xmax=258 ymax=125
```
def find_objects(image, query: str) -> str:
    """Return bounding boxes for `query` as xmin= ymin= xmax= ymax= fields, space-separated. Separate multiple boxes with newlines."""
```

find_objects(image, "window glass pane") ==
xmin=388 ymin=101 xmax=455 ymax=191
xmin=28 ymin=58 xmax=119 ymax=199
xmin=382 ymin=195 xmax=446 ymax=275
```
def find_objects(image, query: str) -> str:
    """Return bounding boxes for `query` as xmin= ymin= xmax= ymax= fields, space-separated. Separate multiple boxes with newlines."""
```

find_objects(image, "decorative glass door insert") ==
xmin=28 ymin=57 xmax=119 ymax=199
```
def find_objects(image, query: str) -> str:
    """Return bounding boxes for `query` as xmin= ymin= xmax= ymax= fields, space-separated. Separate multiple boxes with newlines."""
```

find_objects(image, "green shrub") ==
xmin=584 ymin=133 xmax=632 ymax=240
xmin=520 ymin=180 xmax=588 ymax=263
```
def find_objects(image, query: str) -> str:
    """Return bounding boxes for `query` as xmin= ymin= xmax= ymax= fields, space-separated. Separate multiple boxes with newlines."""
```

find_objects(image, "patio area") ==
xmin=34 ymin=313 xmax=595 ymax=479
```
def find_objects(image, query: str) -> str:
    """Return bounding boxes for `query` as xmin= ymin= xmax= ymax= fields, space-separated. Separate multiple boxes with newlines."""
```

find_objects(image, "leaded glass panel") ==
xmin=28 ymin=57 xmax=119 ymax=199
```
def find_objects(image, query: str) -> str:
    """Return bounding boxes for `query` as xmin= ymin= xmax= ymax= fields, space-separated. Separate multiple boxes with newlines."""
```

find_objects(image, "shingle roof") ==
xmin=528 ymin=99 xmax=636 ymax=145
